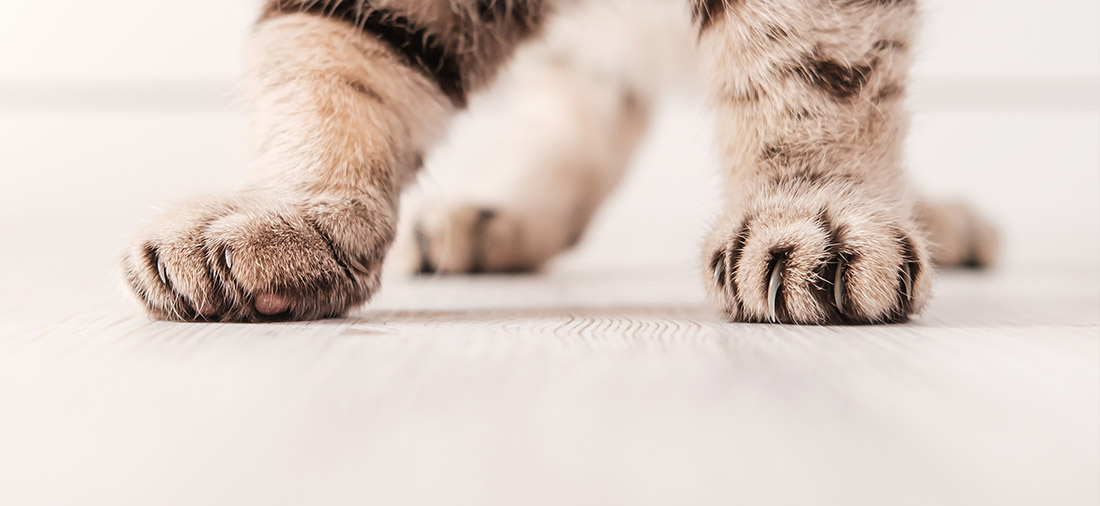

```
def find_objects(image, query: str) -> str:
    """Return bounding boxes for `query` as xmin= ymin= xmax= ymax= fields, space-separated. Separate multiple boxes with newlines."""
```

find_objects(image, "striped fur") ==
xmin=122 ymin=0 xmax=996 ymax=325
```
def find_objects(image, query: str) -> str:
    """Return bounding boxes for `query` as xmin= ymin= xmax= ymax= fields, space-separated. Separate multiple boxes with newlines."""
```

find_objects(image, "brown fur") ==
xmin=122 ymin=0 xmax=996 ymax=324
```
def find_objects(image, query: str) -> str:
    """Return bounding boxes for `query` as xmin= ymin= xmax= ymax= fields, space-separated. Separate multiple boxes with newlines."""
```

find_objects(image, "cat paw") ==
xmin=916 ymin=200 xmax=999 ymax=269
xmin=705 ymin=198 xmax=932 ymax=325
xmin=122 ymin=191 xmax=394 ymax=322
xmin=394 ymin=204 xmax=553 ymax=274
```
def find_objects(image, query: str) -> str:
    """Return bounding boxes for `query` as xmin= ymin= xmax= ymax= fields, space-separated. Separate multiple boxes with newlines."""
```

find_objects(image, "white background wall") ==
xmin=0 ymin=0 xmax=1097 ymax=307
xmin=1 ymin=0 xmax=1097 ymax=80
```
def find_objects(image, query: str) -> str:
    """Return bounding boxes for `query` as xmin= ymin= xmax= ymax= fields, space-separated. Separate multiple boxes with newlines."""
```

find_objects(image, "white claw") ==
xmin=834 ymin=260 xmax=846 ymax=315
xmin=767 ymin=258 xmax=784 ymax=323
xmin=224 ymin=250 xmax=233 ymax=270
xmin=714 ymin=263 xmax=724 ymax=287
xmin=902 ymin=263 xmax=913 ymax=302
xmin=156 ymin=260 xmax=168 ymax=286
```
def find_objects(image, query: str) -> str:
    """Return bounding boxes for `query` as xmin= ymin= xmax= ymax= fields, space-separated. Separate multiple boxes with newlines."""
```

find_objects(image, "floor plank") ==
xmin=1 ymin=266 xmax=1096 ymax=506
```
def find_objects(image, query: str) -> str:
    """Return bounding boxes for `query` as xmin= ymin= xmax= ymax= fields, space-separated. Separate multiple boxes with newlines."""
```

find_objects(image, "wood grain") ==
xmin=1 ymin=267 xmax=1096 ymax=506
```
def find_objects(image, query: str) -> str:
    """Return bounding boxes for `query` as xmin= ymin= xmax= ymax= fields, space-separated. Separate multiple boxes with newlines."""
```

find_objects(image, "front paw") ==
xmin=705 ymin=195 xmax=932 ymax=325
xmin=121 ymin=191 xmax=394 ymax=322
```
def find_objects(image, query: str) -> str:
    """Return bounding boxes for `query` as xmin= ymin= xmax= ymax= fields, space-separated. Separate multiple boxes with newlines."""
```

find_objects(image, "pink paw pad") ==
xmin=254 ymin=293 xmax=291 ymax=315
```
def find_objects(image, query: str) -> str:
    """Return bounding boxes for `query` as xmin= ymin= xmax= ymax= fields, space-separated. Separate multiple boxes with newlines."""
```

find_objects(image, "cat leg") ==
xmin=398 ymin=0 xmax=693 ymax=274
xmin=401 ymin=79 xmax=649 ymax=274
xmin=399 ymin=45 xmax=650 ymax=274
xmin=121 ymin=1 xmax=550 ymax=322
xmin=697 ymin=0 xmax=931 ymax=324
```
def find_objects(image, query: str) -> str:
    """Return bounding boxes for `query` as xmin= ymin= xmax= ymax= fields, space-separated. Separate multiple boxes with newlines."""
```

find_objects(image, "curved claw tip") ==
xmin=767 ymin=258 xmax=784 ymax=323
xmin=834 ymin=260 xmax=847 ymax=315
xmin=348 ymin=254 xmax=371 ymax=275
xmin=713 ymin=261 xmax=725 ymax=288
xmin=902 ymin=263 xmax=913 ymax=302
xmin=224 ymin=250 xmax=233 ymax=270
xmin=156 ymin=259 xmax=168 ymax=286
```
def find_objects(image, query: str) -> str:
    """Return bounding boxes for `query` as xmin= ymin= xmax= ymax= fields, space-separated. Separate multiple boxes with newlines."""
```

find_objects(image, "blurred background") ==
xmin=0 ymin=0 xmax=1097 ymax=307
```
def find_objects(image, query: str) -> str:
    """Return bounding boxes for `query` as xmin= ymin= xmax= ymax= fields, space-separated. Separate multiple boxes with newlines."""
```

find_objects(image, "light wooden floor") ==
xmin=2 ymin=263 xmax=1097 ymax=506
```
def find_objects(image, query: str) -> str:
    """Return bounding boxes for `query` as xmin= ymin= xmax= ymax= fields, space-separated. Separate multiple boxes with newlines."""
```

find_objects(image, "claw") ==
xmin=347 ymin=254 xmax=371 ymax=275
xmin=767 ymin=258 xmax=784 ymax=323
xmin=224 ymin=250 xmax=233 ymax=270
xmin=713 ymin=258 xmax=725 ymax=288
xmin=834 ymin=259 xmax=847 ymax=315
xmin=901 ymin=262 xmax=913 ymax=302
xmin=415 ymin=227 xmax=435 ymax=274
xmin=156 ymin=259 xmax=169 ymax=286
